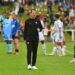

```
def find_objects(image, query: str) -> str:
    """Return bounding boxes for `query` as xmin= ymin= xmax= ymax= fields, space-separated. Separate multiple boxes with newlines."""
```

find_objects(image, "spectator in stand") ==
xmin=67 ymin=17 xmax=73 ymax=41
xmin=64 ymin=9 xmax=69 ymax=17
xmin=64 ymin=16 xmax=69 ymax=28
xmin=44 ymin=13 xmax=49 ymax=26
xmin=10 ymin=0 xmax=15 ymax=7
xmin=29 ymin=0 xmax=35 ymax=5
xmin=27 ymin=10 xmax=31 ymax=15
xmin=18 ymin=5 xmax=24 ymax=19
xmin=49 ymin=11 xmax=55 ymax=24
xmin=58 ymin=2 xmax=64 ymax=14
xmin=4 ymin=0 xmax=9 ymax=6
xmin=70 ymin=18 xmax=75 ymax=29
xmin=47 ymin=0 xmax=52 ymax=13
xmin=69 ymin=7 xmax=74 ymax=18
xmin=23 ymin=0 xmax=29 ymax=5
xmin=66 ymin=3 xmax=71 ymax=15
xmin=55 ymin=0 xmax=58 ymax=5
xmin=0 ymin=0 xmax=2 ymax=6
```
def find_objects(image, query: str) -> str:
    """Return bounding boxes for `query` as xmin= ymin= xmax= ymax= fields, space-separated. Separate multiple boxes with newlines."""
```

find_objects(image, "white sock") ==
xmin=61 ymin=48 xmax=65 ymax=55
xmin=73 ymin=58 xmax=75 ymax=60
xmin=57 ymin=46 xmax=61 ymax=55
xmin=63 ymin=45 xmax=66 ymax=52
xmin=52 ymin=47 xmax=57 ymax=54
xmin=63 ymin=45 xmax=66 ymax=49
xmin=42 ymin=43 xmax=46 ymax=54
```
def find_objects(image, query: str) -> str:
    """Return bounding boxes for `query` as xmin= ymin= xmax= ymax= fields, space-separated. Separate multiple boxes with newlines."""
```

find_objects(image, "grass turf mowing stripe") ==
xmin=66 ymin=50 xmax=74 ymax=55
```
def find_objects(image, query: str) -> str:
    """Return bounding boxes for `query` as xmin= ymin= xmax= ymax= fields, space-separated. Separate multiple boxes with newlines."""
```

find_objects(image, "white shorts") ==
xmin=55 ymin=34 xmax=63 ymax=42
xmin=53 ymin=33 xmax=57 ymax=41
xmin=39 ymin=32 xmax=44 ymax=41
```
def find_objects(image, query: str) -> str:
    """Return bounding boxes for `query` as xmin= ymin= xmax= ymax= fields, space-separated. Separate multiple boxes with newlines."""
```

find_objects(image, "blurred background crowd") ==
xmin=0 ymin=0 xmax=75 ymax=41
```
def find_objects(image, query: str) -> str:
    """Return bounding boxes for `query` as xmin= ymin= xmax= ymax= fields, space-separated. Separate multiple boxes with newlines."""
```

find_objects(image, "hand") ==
xmin=59 ymin=35 xmax=62 ymax=39
xmin=37 ymin=28 xmax=40 ymax=32
xmin=11 ymin=35 xmax=12 ymax=38
xmin=15 ymin=33 xmax=18 ymax=37
xmin=52 ymin=32 xmax=54 ymax=36
xmin=26 ymin=42 xmax=30 ymax=45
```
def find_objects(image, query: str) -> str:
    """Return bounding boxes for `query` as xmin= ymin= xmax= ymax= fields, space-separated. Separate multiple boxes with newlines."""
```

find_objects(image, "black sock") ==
xmin=15 ymin=49 xmax=19 ymax=52
xmin=74 ymin=45 xmax=75 ymax=58
xmin=74 ymin=53 xmax=75 ymax=58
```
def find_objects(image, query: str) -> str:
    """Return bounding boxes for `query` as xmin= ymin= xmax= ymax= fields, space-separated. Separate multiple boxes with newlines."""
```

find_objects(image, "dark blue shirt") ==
xmin=11 ymin=19 xmax=20 ymax=35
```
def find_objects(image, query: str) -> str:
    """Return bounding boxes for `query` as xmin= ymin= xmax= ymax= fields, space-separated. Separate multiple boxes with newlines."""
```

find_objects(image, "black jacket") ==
xmin=24 ymin=18 xmax=43 ymax=42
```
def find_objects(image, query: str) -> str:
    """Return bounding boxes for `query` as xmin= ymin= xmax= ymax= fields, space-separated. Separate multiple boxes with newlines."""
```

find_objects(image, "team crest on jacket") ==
xmin=35 ymin=22 xmax=38 ymax=24
xmin=12 ymin=25 xmax=15 ymax=28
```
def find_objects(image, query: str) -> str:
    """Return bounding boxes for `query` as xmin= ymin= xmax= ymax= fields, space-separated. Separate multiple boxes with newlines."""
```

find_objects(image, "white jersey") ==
xmin=54 ymin=20 xmax=64 ymax=42
xmin=40 ymin=20 xmax=44 ymax=28
xmin=54 ymin=20 xmax=63 ymax=36
xmin=39 ymin=20 xmax=45 ymax=41
xmin=43 ymin=28 xmax=49 ymax=36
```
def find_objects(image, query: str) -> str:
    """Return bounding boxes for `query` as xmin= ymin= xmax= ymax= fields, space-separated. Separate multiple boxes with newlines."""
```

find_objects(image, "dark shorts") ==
xmin=12 ymin=35 xmax=19 ymax=40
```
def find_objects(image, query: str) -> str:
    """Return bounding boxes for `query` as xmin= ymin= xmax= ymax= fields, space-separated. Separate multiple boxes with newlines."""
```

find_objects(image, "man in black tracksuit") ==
xmin=24 ymin=9 xmax=42 ymax=70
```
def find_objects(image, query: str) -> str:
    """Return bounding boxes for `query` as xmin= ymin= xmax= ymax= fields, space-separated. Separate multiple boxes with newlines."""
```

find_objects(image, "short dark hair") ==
xmin=31 ymin=9 xmax=36 ymax=13
xmin=55 ymin=14 xmax=60 ymax=19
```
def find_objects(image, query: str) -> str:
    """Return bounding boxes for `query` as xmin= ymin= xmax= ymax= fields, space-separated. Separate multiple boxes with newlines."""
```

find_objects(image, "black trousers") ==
xmin=26 ymin=41 xmax=38 ymax=66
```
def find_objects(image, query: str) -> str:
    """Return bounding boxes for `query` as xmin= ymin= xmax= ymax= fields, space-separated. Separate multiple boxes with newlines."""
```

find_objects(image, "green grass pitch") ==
xmin=0 ymin=42 xmax=75 ymax=75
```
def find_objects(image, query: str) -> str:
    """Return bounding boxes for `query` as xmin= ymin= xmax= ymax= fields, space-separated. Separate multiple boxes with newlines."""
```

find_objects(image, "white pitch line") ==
xmin=66 ymin=50 xmax=74 ymax=55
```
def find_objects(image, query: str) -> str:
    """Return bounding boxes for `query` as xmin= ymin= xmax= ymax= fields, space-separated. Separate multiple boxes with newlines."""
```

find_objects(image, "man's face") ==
xmin=30 ymin=10 xmax=36 ymax=18
xmin=12 ymin=14 xmax=16 ymax=20
xmin=6 ymin=14 xmax=9 ymax=19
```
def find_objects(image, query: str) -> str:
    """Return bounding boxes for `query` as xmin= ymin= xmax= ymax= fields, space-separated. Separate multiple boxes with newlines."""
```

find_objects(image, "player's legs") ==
xmin=4 ymin=34 xmax=12 ymax=54
xmin=50 ymin=41 xmax=57 ymax=55
xmin=57 ymin=45 xmax=62 ymax=56
xmin=26 ymin=42 xmax=32 ymax=65
xmin=70 ymin=58 xmax=75 ymax=63
xmin=60 ymin=42 xmax=65 ymax=56
xmin=39 ymin=32 xmax=46 ymax=55
xmin=63 ymin=36 xmax=66 ymax=54
xmin=14 ymin=38 xmax=19 ymax=54
xmin=5 ymin=40 xmax=12 ymax=54
xmin=70 ymin=45 xmax=75 ymax=63
xmin=32 ymin=41 xmax=38 ymax=66
xmin=51 ymin=35 xmax=59 ymax=55
xmin=55 ymin=34 xmax=64 ymax=56
xmin=40 ymin=40 xmax=46 ymax=55
xmin=26 ymin=42 xmax=32 ymax=69
xmin=12 ymin=35 xmax=19 ymax=54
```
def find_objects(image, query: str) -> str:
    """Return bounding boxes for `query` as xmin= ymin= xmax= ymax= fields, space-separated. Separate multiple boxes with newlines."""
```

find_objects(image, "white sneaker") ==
xmin=70 ymin=58 xmax=75 ymax=63
xmin=27 ymin=64 xmax=31 ymax=70
xmin=32 ymin=66 xmax=38 ymax=70
xmin=44 ymin=53 xmax=47 ymax=56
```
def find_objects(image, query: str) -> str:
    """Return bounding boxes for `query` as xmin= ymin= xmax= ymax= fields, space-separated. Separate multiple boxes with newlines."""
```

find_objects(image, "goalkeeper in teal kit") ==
xmin=3 ymin=13 xmax=13 ymax=54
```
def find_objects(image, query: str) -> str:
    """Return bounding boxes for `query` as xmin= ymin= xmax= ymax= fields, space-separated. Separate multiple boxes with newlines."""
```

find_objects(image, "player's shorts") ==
xmin=12 ymin=35 xmax=19 ymax=40
xmin=55 ymin=34 xmax=63 ymax=42
xmin=53 ymin=33 xmax=57 ymax=41
xmin=39 ymin=32 xmax=44 ymax=41
xmin=3 ymin=34 xmax=12 ymax=41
